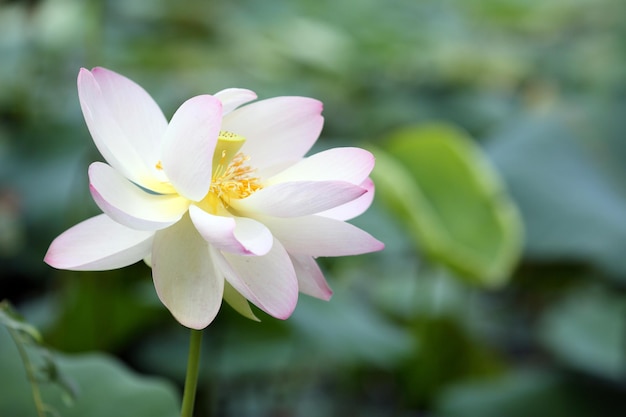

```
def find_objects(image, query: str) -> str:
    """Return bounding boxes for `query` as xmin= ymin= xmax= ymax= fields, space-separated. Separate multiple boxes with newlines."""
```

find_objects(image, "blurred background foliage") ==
xmin=1 ymin=0 xmax=625 ymax=416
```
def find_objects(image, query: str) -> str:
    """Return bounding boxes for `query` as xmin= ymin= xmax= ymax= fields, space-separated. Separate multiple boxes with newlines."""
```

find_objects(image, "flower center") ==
xmin=211 ymin=152 xmax=261 ymax=200
xmin=200 ymin=131 xmax=262 ymax=213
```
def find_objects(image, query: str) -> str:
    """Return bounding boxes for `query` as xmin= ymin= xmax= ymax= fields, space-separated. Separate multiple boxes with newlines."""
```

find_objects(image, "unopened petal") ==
xmin=152 ymin=215 xmax=224 ymax=329
xmin=261 ymin=215 xmax=385 ymax=257
xmin=161 ymin=95 xmax=222 ymax=201
xmin=44 ymin=214 xmax=153 ymax=271
xmin=223 ymin=96 xmax=323 ymax=168
xmin=78 ymin=68 xmax=168 ymax=190
xmin=290 ymin=254 xmax=332 ymax=301
xmin=223 ymin=281 xmax=260 ymax=321
xmin=89 ymin=162 xmax=190 ymax=231
xmin=265 ymin=147 xmax=375 ymax=186
xmin=212 ymin=239 xmax=298 ymax=320
xmin=231 ymin=181 xmax=366 ymax=217
xmin=318 ymin=178 xmax=375 ymax=221
xmin=189 ymin=205 xmax=273 ymax=256
xmin=214 ymin=88 xmax=257 ymax=114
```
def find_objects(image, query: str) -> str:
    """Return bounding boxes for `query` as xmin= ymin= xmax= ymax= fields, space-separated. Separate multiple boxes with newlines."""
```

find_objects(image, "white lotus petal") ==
xmin=265 ymin=147 xmax=375 ymax=186
xmin=261 ymin=215 xmax=385 ymax=256
xmin=212 ymin=239 xmax=298 ymax=319
xmin=214 ymin=88 xmax=257 ymax=114
xmin=89 ymin=162 xmax=189 ymax=231
xmin=78 ymin=68 xmax=168 ymax=190
xmin=189 ymin=205 xmax=273 ymax=256
xmin=152 ymin=215 xmax=224 ymax=329
xmin=44 ymin=214 xmax=153 ymax=271
xmin=161 ymin=95 xmax=222 ymax=201
xmin=223 ymin=96 xmax=323 ymax=169
xmin=318 ymin=178 xmax=375 ymax=221
xmin=230 ymin=181 xmax=366 ymax=217
xmin=290 ymin=254 xmax=332 ymax=301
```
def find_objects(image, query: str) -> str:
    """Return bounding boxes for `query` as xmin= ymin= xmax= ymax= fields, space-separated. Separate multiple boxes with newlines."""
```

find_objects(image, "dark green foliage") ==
xmin=1 ymin=0 xmax=625 ymax=415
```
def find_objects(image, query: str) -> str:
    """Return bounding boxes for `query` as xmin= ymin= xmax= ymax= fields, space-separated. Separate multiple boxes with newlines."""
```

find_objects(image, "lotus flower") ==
xmin=45 ymin=67 xmax=384 ymax=329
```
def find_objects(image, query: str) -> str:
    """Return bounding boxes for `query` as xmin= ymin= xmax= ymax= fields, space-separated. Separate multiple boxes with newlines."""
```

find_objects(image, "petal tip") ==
xmin=160 ymin=292 xmax=223 ymax=330
xmin=77 ymin=67 xmax=95 ymax=87
xmin=43 ymin=249 xmax=56 ymax=268
xmin=90 ymin=66 xmax=111 ymax=76
xmin=272 ymin=305 xmax=297 ymax=320
xmin=43 ymin=238 xmax=70 ymax=270
xmin=179 ymin=318 xmax=213 ymax=330
xmin=274 ymin=291 xmax=299 ymax=320
xmin=319 ymin=289 xmax=333 ymax=302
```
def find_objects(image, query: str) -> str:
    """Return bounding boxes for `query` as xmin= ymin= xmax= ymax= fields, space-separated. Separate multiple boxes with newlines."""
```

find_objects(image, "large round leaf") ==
xmin=372 ymin=123 xmax=523 ymax=287
xmin=0 ymin=325 xmax=180 ymax=417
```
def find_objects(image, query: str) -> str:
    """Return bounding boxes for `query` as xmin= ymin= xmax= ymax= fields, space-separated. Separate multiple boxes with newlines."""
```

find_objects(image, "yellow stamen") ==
xmin=201 ymin=131 xmax=262 ymax=213
xmin=210 ymin=153 xmax=262 ymax=203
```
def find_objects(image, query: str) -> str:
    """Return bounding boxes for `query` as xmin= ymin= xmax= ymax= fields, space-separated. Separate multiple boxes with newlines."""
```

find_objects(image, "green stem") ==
xmin=181 ymin=329 xmax=203 ymax=417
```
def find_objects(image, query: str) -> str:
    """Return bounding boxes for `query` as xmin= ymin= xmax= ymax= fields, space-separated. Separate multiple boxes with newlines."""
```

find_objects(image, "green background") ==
xmin=1 ymin=0 xmax=625 ymax=416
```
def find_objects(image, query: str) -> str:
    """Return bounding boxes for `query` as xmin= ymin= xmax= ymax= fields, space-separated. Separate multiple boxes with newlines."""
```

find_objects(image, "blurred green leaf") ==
xmin=538 ymin=285 xmax=626 ymax=380
xmin=1 ymin=300 xmax=75 ymax=416
xmin=0 ymin=325 xmax=180 ymax=417
xmin=436 ymin=369 xmax=596 ymax=417
xmin=372 ymin=123 xmax=523 ymax=287
xmin=43 ymin=271 xmax=166 ymax=352
xmin=0 ymin=300 xmax=42 ymax=343
xmin=289 ymin=291 xmax=415 ymax=367
xmin=487 ymin=116 xmax=626 ymax=280
xmin=400 ymin=314 xmax=505 ymax=408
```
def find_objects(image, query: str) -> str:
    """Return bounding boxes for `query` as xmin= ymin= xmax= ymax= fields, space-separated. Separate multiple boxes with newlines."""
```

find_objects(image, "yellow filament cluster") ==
xmin=210 ymin=152 xmax=262 ymax=204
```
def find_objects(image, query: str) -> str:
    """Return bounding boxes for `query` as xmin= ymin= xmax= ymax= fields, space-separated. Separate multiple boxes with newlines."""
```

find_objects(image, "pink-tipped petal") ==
xmin=44 ymin=214 xmax=153 ymax=271
xmin=230 ymin=181 xmax=366 ymax=218
xmin=261 ymin=215 xmax=385 ymax=257
xmin=161 ymin=95 xmax=222 ymax=201
xmin=78 ymin=68 xmax=168 ymax=190
xmin=318 ymin=178 xmax=375 ymax=221
xmin=223 ymin=96 xmax=324 ymax=168
xmin=152 ymin=215 xmax=224 ymax=329
xmin=89 ymin=162 xmax=189 ymax=231
xmin=214 ymin=88 xmax=258 ymax=114
xmin=212 ymin=239 xmax=298 ymax=320
xmin=266 ymin=147 xmax=375 ymax=186
xmin=290 ymin=254 xmax=332 ymax=301
xmin=188 ymin=205 xmax=273 ymax=256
